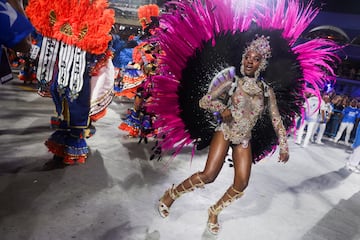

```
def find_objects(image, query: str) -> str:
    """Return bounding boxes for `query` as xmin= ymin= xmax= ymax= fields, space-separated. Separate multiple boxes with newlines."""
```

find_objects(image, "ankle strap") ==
xmin=191 ymin=172 xmax=205 ymax=188
xmin=210 ymin=186 xmax=244 ymax=215
xmin=168 ymin=172 xmax=205 ymax=200
xmin=168 ymin=184 xmax=179 ymax=200
xmin=226 ymin=186 xmax=243 ymax=199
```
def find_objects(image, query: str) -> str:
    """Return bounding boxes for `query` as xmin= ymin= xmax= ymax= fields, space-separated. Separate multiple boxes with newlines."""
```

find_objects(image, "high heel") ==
xmin=206 ymin=186 xmax=244 ymax=235
xmin=158 ymin=199 xmax=170 ymax=218
xmin=158 ymin=172 xmax=205 ymax=218
xmin=158 ymin=185 xmax=176 ymax=218
xmin=207 ymin=206 xmax=220 ymax=235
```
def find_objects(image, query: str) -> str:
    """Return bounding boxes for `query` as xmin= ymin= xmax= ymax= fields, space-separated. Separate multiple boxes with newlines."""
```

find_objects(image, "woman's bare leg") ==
xmin=159 ymin=131 xmax=230 ymax=217
xmin=232 ymin=143 xmax=253 ymax=190
xmin=207 ymin=143 xmax=252 ymax=234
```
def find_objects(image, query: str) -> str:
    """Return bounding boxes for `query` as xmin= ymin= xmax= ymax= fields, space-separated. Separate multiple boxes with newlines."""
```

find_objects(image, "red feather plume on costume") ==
xmin=26 ymin=0 xmax=114 ymax=54
xmin=25 ymin=0 xmax=54 ymax=36
xmin=138 ymin=4 xmax=159 ymax=29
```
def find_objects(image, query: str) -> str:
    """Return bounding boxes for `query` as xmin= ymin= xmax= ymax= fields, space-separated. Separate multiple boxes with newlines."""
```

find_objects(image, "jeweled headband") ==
xmin=241 ymin=35 xmax=272 ymax=77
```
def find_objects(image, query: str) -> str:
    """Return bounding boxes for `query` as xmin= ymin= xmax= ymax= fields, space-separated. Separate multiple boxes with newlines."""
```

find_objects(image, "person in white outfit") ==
xmin=333 ymin=99 xmax=360 ymax=145
xmin=346 ymin=123 xmax=360 ymax=173
xmin=312 ymin=94 xmax=332 ymax=144
xmin=296 ymin=93 xmax=320 ymax=147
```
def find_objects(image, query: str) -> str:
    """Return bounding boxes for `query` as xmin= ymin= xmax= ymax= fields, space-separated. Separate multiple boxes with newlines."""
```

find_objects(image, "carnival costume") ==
xmin=138 ymin=4 xmax=160 ymax=38
xmin=150 ymin=0 xmax=340 ymax=235
xmin=115 ymin=5 xmax=160 ymax=99
xmin=147 ymin=0 xmax=340 ymax=162
xmin=118 ymin=6 xmax=160 ymax=140
xmin=118 ymin=43 xmax=159 ymax=139
xmin=111 ymin=34 xmax=127 ymax=93
xmin=118 ymin=86 xmax=156 ymax=139
xmin=26 ymin=0 xmax=115 ymax=164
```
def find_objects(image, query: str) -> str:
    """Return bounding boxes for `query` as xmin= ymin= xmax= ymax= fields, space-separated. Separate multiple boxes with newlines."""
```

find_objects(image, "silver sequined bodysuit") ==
xmin=199 ymin=75 xmax=288 ymax=153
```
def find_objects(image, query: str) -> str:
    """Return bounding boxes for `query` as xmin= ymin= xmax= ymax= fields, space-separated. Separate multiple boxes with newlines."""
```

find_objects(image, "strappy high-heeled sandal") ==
xmin=207 ymin=206 xmax=220 ymax=235
xmin=207 ymin=186 xmax=244 ymax=235
xmin=158 ymin=172 xmax=205 ymax=218
xmin=158 ymin=185 xmax=177 ymax=218
xmin=158 ymin=199 xmax=170 ymax=218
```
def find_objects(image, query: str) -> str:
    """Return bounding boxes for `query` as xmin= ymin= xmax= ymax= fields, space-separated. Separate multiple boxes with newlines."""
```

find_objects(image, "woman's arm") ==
xmin=199 ymin=80 xmax=232 ymax=113
xmin=267 ymin=87 xmax=289 ymax=162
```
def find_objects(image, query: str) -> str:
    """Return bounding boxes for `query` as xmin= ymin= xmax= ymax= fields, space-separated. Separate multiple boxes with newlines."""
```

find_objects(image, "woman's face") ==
xmin=243 ymin=50 xmax=262 ymax=77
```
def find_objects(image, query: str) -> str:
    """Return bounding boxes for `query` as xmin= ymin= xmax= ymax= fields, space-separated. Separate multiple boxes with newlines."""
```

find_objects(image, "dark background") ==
xmin=309 ymin=0 xmax=360 ymax=14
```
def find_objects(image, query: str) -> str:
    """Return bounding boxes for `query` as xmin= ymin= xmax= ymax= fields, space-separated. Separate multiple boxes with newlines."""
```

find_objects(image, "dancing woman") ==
xmin=146 ymin=0 xmax=340 ymax=235
xmin=158 ymin=35 xmax=289 ymax=234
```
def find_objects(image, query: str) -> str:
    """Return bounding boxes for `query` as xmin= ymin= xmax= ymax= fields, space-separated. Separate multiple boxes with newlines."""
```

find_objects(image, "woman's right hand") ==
xmin=278 ymin=151 xmax=289 ymax=163
xmin=221 ymin=108 xmax=233 ymax=123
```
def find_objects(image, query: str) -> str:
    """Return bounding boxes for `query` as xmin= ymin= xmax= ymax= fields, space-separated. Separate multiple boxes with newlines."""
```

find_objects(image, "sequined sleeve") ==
xmin=268 ymin=87 xmax=289 ymax=154
xmin=199 ymin=80 xmax=232 ymax=113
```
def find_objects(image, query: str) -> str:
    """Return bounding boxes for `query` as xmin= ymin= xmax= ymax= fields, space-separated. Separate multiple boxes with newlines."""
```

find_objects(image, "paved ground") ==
xmin=0 ymin=78 xmax=360 ymax=240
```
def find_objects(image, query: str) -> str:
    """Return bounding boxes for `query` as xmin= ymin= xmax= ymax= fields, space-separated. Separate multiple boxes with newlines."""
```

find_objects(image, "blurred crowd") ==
xmin=296 ymin=91 xmax=360 ymax=148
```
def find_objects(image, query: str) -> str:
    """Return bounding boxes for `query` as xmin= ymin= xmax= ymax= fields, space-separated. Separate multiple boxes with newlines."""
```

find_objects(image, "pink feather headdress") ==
xmin=146 ymin=0 xmax=341 ymax=160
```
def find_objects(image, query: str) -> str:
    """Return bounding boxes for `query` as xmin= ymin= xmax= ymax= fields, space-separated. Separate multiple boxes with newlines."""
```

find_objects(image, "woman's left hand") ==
xmin=221 ymin=108 xmax=233 ymax=123
xmin=278 ymin=152 xmax=289 ymax=163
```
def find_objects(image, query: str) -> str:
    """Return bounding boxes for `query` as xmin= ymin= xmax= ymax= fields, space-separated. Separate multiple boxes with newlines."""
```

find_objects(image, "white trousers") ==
xmin=334 ymin=122 xmax=354 ymax=144
xmin=348 ymin=146 xmax=360 ymax=167
xmin=296 ymin=121 xmax=317 ymax=147
xmin=314 ymin=123 xmax=326 ymax=143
